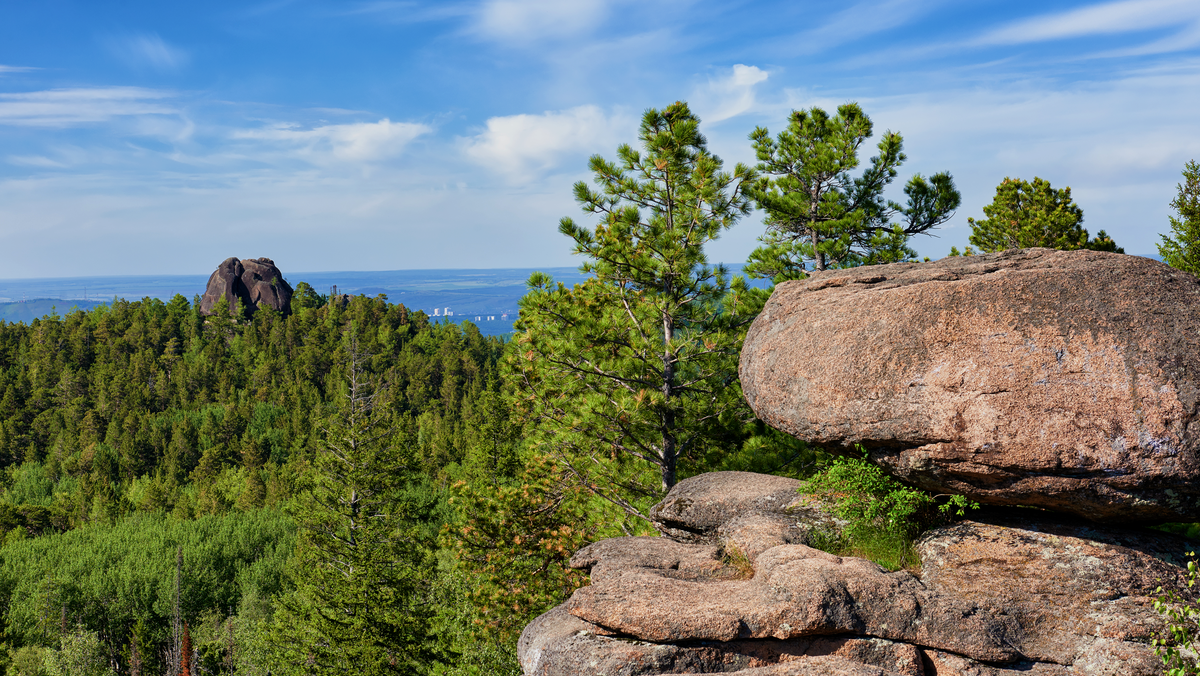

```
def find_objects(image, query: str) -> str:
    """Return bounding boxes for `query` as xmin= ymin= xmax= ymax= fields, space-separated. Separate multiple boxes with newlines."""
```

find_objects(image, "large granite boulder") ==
xmin=739 ymin=248 xmax=1200 ymax=523
xmin=519 ymin=472 xmax=1191 ymax=676
xmin=199 ymin=257 xmax=293 ymax=318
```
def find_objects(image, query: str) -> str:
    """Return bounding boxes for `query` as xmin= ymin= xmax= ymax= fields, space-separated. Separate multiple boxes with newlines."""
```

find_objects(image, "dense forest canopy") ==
xmin=0 ymin=290 xmax=516 ymax=675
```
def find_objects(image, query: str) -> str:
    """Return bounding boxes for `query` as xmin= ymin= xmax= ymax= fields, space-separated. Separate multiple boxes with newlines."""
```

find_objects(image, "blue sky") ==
xmin=1 ymin=0 xmax=1199 ymax=277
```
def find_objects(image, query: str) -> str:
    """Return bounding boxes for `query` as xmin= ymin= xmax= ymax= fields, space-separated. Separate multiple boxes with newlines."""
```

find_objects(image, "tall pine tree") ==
xmin=269 ymin=334 xmax=437 ymax=675
xmin=511 ymin=101 xmax=757 ymax=526
xmin=744 ymin=103 xmax=960 ymax=281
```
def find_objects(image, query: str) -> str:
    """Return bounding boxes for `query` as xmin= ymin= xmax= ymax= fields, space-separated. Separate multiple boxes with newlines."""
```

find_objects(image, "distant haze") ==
xmin=1 ymin=1 xmax=1197 ymax=277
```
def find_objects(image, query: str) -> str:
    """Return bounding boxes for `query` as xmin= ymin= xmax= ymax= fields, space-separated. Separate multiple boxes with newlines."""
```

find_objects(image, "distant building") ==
xmin=432 ymin=308 xmax=440 ymax=316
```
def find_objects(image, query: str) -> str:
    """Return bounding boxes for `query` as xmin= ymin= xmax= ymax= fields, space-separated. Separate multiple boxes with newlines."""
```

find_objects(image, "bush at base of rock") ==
xmin=802 ymin=449 xmax=977 ymax=570
xmin=520 ymin=471 xmax=1192 ymax=676
xmin=1153 ymin=557 xmax=1200 ymax=675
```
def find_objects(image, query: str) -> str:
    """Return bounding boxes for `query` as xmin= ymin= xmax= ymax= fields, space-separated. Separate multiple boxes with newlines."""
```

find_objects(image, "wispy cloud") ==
xmin=6 ymin=155 xmax=69 ymax=169
xmin=774 ymin=0 xmax=941 ymax=55
xmin=340 ymin=1 xmax=472 ymax=23
xmin=0 ymin=88 xmax=176 ymax=127
xmin=234 ymin=119 xmax=433 ymax=163
xmin=0 ymin=66 xmax=38 ymax=75
xmin=691 ymin=64 xmax=769 ymax=124
xmin=974 ymin=0 xmax=1200 ymax=45
xmin=473 ymin=0 xmax=612 ymax=43
xmin=462 ymin=105 xmax=633 ymax=182
xmin=103 ymin=33 xmax=189 ymax=72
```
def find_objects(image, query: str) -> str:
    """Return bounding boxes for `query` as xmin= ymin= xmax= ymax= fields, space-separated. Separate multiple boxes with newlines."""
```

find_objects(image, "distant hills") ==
xmin=0 ymin=267 xmax=591 ymax=336
xmin=0 ymin=265 xmax=772 ymax=334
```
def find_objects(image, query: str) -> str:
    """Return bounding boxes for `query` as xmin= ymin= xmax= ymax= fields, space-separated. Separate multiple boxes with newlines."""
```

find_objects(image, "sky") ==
xmin=1 ymin=0 xmax=1199 ymax=278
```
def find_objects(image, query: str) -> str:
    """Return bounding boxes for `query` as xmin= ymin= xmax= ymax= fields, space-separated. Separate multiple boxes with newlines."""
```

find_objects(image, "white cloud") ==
xmin=773 ymin=0 xmax=941 ymax=55
xmin=975 ymin=0 xmax=1200 ymax=45
xmin=462 ymin=105 xmax=632 ymax=181
xmin=104 ymin=33 xmax=189 ymax=71
xmin=692 ymin=64 xmax=769 ymax=124
xmin=0 ymin=65 xmax=37 ymax=75
xmin=1091 ymin=20 xmax=1200 ymax=56
xmin=6 ymin=155 xmax=68 ymax=168
xmin=234 ymin=119 xmax=432 ymax=163
xmin=341 ymin=1 xmax=471 ymax=23
xmin=474 ymin=0 xmax=611 ymax=42
xmin=0 ymin=88 xmax=176 ymax=127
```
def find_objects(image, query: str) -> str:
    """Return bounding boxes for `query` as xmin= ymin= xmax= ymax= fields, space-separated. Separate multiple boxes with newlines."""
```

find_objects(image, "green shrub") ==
xmin=42 ymin=627 xmax=114 ymax=676
xmin=802 ymin=448 xmax=976 ymax=570
xmin=1154 ymin=554 xmax=1200 ymax=675
xmin=5 ymin=646 xmax=47 ymax=676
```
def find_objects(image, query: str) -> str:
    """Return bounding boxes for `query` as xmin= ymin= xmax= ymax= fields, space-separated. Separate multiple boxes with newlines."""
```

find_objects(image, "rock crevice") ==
xmin=199 ymin=257 xmax=293 ymax=318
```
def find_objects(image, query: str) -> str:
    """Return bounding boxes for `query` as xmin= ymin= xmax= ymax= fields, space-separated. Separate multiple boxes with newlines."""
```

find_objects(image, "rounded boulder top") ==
xmin=739 ymin=247 xmax=1200 ymax=523
xmin=199 ymin=256 xmax=293 ymax=318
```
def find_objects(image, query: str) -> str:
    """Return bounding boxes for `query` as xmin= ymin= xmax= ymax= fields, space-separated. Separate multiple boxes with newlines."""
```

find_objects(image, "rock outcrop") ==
xmin=199 ymin=257 xmax=293 ymax=318
xmin=738 ymin=248 xmax=1200 ymax=523
xmin=519 ymin=472 xmax=1191 ymax=676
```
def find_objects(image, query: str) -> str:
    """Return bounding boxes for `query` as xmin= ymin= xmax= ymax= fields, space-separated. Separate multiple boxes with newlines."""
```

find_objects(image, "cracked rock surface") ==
xmin=519 ymin=472 xmax=1190 ymax=675
xmin=738 ymin=248 xmax=1200 ymax=523
xmin=199 ymin=256 xmax=293 ymax=318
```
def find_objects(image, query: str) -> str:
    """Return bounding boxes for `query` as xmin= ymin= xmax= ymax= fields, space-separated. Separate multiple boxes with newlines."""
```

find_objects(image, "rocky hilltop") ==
xmin=199 ymin=257 xmax=293 ymax=318
xmin=519 ymin=249 xmax=1198 ymax=675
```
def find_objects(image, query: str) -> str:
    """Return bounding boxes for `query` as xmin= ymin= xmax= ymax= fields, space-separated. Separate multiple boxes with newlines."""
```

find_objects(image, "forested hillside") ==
xmin=0 ymin=286 xmax=528 ymax=674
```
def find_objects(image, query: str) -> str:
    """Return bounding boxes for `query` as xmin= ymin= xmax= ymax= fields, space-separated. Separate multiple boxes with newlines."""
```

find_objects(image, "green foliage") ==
xmin=267 ymin=343 xmax=438 ymax=676
xmin=42 ymin=627 xmax=114 ymax=676
xmin=0 ymin=293 xmax=500 ymax=524
xmin=802 ymin=449 xmax=976 ymax=570
xmin=1157 ymin=523 xmax=1200 ymax=540
xmin=1160 ymin=160 xmax=1200 ymax=275
xmin=428 ymin=561 xmax=521 ymax=676
xmin=1084 ymin=229 xmax=1124 ymax=253
xmin=0 ymin=289 xmax=513 ymax=672
xmin=5 ymin=646 xmax=47 ymax=676
xmin=0 ymin=509 xmax=293 ymax=671
xmin=967 ymin=177 xmax=1105 ymax=252
xmin=444 ymin=454 xmax=594 ymax=645
xmin=744 ymin=103 xmax=960 ymax=281
xmin=1153 ymin=554 xmax=1200 ymax=675
xmin=512 ymin=101 xmax=758 ymax=524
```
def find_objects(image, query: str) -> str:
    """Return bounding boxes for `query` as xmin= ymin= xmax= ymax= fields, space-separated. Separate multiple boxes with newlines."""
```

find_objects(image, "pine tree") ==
xmin=512 ymin=101 xmax=757 ymax=525
xmin=1159 ymin=160 xmax=1200 ymax=275
xmin=744 ymin=103 xmax=960 ymax=281
xmin=968 ymin=177 xmax=1095 ymax=252
xmin=269 ymin=335 xmax=437 ymax=675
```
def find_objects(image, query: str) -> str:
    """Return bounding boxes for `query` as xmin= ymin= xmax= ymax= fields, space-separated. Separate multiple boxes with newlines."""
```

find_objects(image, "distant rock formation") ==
xmin=739 ymin=248 xmax=1200 ymax=523
xmin=519 ymin=472 xmax=1186 ymax=675
xmin=199 ymin=257 xmax=293 ymax=318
